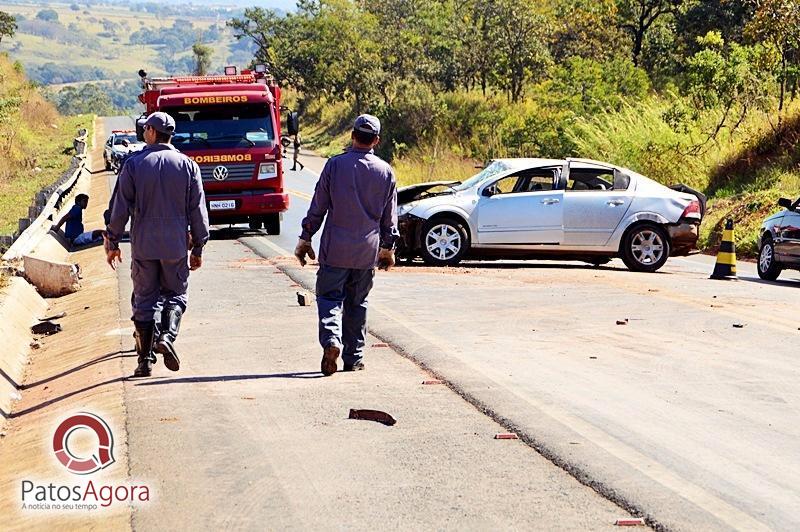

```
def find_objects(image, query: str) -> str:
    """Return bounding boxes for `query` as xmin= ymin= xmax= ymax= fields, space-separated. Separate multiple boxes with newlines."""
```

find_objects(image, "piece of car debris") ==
xmin=296 ymin=292 xmax=313 ymax=306
xmin=348 ymin=409 xmax=396 ymax=426
xmin=494 ymin=433 xmax=519 ymax=440
xmin=614 ymin=518 xmax=645 ymax=526
xmin=732 ymin=323 xmax=746 ymax=328
xmin=31 ymin=321 xmax=62 ymax=336
xmin=422 ymin=379 xmax=444 ymax=385
xmin=616 ymin=319 xmax=629 ymax=325
xmin=38 ymin=311 xmax=66 ymax=322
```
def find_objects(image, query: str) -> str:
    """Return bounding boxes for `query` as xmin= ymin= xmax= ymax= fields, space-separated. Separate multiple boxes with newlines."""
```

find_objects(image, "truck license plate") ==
xmin=209 ymin=200 xmax=235 ymax=210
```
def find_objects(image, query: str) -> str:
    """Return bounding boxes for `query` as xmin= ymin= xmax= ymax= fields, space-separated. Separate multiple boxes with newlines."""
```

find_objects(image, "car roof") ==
xmin=493 ymin=157 xmax=622 ymax=171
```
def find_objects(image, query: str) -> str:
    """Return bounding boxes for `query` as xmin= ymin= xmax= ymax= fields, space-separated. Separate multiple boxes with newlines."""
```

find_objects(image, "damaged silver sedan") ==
xmin=397 ymin=158 xmax=705 ymax=272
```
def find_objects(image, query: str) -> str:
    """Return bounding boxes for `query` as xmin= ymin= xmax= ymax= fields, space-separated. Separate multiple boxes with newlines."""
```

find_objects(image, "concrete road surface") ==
xmin=102 ymin=118 xmax=629 ymax=529
xmin=106 ymin=116 xmax=800 ymax=530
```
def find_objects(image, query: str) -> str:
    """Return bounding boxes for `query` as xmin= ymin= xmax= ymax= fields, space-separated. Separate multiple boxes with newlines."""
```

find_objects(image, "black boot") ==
xmin=133 ymin=320 xmax=156 ymax=377
xmin=155 ymin=305 xmax=182 ymax=372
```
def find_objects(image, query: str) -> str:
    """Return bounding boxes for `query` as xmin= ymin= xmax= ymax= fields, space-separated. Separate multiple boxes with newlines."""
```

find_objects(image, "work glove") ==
xmin=294 ymin=239 xmax=315 ymax=267
xmin=378 ymin=248 xmax=395 ymax=271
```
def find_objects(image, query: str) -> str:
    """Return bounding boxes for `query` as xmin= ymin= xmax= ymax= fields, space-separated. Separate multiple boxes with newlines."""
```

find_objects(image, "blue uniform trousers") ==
xmin=316 ymin=265 xmax=375 ymax=366
xmin=131 ymin=258 xmax=189 ymax=322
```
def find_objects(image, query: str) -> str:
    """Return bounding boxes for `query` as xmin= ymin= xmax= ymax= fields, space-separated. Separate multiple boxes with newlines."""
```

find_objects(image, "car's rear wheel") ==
xmin=757 ymin=236 xmax=781 ymax=281
xmin=621 ymin=223 xmax=670 ymax=272
xmin=420 ymin=217 xmax=469 ymax=266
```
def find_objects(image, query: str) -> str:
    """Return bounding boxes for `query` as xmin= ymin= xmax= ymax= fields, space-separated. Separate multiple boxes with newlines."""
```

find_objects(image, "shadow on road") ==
xmin=740 ymin=275 xmax=800 ymax=288
xmin=133 ymin=371 xmax=323 ymax=386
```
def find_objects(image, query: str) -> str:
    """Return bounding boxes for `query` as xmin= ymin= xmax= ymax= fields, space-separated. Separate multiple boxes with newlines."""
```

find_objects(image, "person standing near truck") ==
xmin=295 ymin=114 xmax=398 ymax=376
xmin=106 ymin=112 xmax=210 ymax=378
xmin=291 ymin=133 xmax=304 ymax=172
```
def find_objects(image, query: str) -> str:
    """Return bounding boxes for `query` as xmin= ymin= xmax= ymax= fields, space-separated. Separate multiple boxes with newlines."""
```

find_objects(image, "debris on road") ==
xmin=29 ymin=340 xmax=41 ymax=350
xmin=38 ymin=311 xmax=66 ymax=321
xmin=614 ymin=518 xmax=646 ymax=526
xmin=616 ymin=319 xmax=629 ymax=325
xmin=494 ymin=433 xmax=519 ymax=440
xmin=589 ymin=356 xmax=597 ymax=360
xmin=296 ymin=292 xmax=313 ymax=306
xmin=31 ymin=321 xmax=62 ymax=336
xmin=732 ymin=323 xmax=746 ymax=328
xmin=348 ymin=409 xmax=396 ymax=426
xmin=422 ymin=379 xmax=444 ymax=385
xmin=372 ymin=342 xmax=389 ymax=348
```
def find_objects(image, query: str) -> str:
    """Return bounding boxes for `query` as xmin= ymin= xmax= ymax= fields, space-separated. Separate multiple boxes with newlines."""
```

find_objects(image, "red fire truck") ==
xmin=136 ymin=66 xmax=297 ymax=234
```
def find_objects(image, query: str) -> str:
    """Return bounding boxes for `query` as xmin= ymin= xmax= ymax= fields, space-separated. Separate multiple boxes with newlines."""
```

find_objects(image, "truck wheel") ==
xmin=420 ymin=217 xmax=469 ymax=266
xmin=264 ymin=214 xmax=281 ymax=235
xmin=621 ymin=223 xmax=670 ymax=272
xmin=757 ymin=236 xmax=782 ymax=281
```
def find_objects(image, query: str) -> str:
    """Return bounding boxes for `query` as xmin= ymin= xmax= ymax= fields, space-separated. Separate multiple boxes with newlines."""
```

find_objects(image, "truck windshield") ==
xmin=167 ymin=104 xmax=275 ymax=150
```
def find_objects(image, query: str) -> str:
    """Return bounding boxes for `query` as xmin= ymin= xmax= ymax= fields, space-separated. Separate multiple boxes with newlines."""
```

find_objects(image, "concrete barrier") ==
xmin=0 ymin=276 xmax=48 ymax=424
xmin=22 ymin=255 xmax=81 ymax=297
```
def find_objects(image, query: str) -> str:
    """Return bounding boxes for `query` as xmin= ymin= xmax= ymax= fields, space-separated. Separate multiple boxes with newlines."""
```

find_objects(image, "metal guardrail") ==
xmin=0 ymin=128 xmax=89 ymax=260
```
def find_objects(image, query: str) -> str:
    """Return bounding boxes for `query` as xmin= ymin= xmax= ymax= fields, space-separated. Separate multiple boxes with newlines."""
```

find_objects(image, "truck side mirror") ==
xmin=778 ymin=197 xmax=794 ymax=210
xmin=286 ymin=112 xmax=299 ymax=136
xmin=135 ymin=116 xmax=146 ymax=142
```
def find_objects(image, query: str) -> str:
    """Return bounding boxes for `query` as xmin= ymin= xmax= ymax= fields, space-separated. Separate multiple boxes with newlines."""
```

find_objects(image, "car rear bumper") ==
xmin=206 ymin=191 xmax=289 ymax=222
xmin=668 ymin=221 xmax=700 ymax=256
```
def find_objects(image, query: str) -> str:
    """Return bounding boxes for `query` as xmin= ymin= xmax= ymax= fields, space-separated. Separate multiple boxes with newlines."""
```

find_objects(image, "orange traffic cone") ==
xmin=710 ymin=218 xmax=737 ymax=280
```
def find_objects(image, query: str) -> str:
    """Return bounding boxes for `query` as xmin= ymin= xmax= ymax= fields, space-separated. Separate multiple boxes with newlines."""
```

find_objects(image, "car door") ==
xmin=776 ymin=197 xmax=800 ymax=263
xmin=476 ymin=168 xmax=563 ymax=245
xmin=562 ymin=163 xmax=634 ymax=246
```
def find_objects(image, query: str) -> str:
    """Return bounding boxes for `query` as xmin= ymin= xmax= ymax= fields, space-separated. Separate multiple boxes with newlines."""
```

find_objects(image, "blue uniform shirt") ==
xmin=64 ymin=204 xmax=84 ymax=241
xmin=300 ymin=147 xmax=399 ymax=269
xmin=106 ymin=143 xmax=210 ymax=260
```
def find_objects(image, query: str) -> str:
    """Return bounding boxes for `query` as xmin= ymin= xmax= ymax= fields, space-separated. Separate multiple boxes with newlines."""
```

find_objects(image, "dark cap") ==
xmin=143 ymin=112 xmax=175 ymax=135
xmin=353 ymin=114 xmax=380 ymax=135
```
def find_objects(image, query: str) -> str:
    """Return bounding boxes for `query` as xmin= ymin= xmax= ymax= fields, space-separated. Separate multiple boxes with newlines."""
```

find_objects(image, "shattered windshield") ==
xmin=167 ymin=104 xmax=275 ymax=150
xmin=453 ymin=161 xmax=510 ymax=191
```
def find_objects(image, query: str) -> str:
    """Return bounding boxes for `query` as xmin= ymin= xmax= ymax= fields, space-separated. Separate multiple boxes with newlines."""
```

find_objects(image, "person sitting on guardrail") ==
xmin=53 ymin=193 xmax=88 ymax=242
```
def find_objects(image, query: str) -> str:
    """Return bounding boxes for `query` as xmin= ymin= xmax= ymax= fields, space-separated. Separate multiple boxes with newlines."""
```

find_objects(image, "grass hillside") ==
xmin=0 ymin=53 xmax=91 ymax=237
xmin=0 ymin=1 xmax=250 ymax=86
xmin=301 ymin=94 xmax=800 ymax=257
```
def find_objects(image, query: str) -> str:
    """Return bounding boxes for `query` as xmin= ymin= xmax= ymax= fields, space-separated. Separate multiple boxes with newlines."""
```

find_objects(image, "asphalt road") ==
xmin=103 ymin=116 xmax=800 ymax=530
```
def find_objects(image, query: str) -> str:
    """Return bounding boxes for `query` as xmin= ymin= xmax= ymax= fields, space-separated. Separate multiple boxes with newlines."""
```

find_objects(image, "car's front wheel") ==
xmin=621 ymin=223 xmax=670 ymax=272
xmin=757 ymin=236 xmax=781 ymax=281
xmin=420 ymin=217 xmax=469 ymax=266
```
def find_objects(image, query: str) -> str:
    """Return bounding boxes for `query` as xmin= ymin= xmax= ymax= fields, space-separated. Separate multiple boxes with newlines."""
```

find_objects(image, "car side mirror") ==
xmin=482 ymin=187 xmax=495 ymax=198
xmin=778 ymin=197 xmax=793 ymax=210
xmin=286 ymin=112 xmax=299 ymax=136
xmin=121 ymin=139 xmax=129 ymax=147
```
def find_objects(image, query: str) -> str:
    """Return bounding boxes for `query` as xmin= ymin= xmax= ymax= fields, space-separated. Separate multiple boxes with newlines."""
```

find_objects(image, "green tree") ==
xmin=744 ymin=0 xmax=800 ymax=128
xmin=551 ymin=0 xmax=629 ymax=63
xmin=0 ymin=11 xmax=17 ymax=44
xmin=486 ymin=0 xmax=552 ymax=102
xmin=36 ymin=9 xmax=59 ymax=23
xmin=192 ymin=43 xmax=214 ymax=76
xmin=683 ymin=31 xmax=775 ymax=149
xmin=617 ymin=0 xmax=685 ymax=66
xmin=53 ymin=84 xmax=116 ymax=116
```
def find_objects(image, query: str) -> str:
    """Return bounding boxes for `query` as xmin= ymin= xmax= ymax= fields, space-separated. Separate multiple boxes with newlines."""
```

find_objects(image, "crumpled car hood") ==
xmin=398 ymin=181 xmax=460 ymax=204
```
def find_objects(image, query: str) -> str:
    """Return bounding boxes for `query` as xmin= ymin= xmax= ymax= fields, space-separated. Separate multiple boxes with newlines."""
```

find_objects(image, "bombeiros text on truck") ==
xmin=135 ymin=65 xmax=299 ymax=235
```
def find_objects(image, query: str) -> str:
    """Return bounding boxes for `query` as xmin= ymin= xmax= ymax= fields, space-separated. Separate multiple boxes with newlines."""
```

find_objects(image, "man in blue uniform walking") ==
xmin=295 ymin=114 xmax=399 ymax=376
xmin=106 ymin=112 xmax=210 ymax=377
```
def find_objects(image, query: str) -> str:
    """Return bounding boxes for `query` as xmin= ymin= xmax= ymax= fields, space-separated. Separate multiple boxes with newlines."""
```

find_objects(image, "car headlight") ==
xmin=398 ymin=202 xmax=416 ymax=216
xmin=258 ymin=162 xmax=278 ymax=180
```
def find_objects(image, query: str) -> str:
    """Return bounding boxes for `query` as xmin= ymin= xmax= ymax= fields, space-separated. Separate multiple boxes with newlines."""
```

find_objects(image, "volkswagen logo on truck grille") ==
xmin=212 ymin=165 xmax=229 ymax=181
